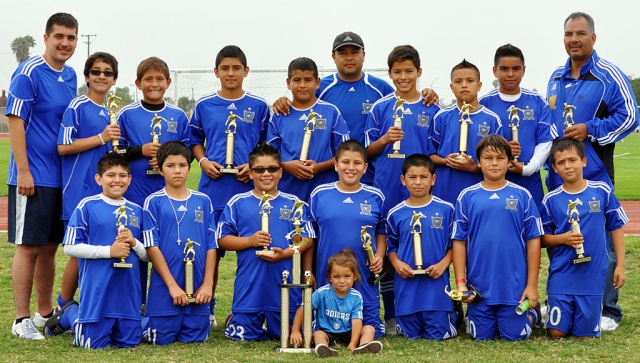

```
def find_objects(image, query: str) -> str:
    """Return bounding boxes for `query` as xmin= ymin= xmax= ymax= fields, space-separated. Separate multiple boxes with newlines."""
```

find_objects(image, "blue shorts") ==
xmin=467 ymin=303 xmax=532 ymax=341
xmin=547 ymin=294 xmax=602 ymax=337
xmin=213 ymin=209 xmax=225 ymax=258
xmin=144 ymin=314 xmax=209 ymax=345
xmin=397 ymin=311 xmax=458 ymax=340
xmin=8 ymin=186 xmax=64 ymax=245
xmin=73 ymin=318 xmax=141 ymax=349
xmin=363 ymin=305 xmax=384 ymax=339
xmin=225 ymin=311 xmax=295 ymax=342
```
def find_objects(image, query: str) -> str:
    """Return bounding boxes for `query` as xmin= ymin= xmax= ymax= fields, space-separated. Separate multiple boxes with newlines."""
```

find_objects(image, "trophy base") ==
xmin=146 ymin=170 xmax=160 ymax=175
xmin=113 ymin=261 xmax=133 ymax=268
xmin=112 ymin=148 xmax=127 ymax=154
xmin=367 ymin=271 xmax=386 ymax=285
xmin=413 ymin=269 xmax=430 ymax=275
xmin=220 ymin=168 xmax=239 ymax=174
xmin=256 ymin=250 xmax=276 ymax=256
xmin=387 ymin=153 xmax=406 ymax=159
xmin=275 ymin=347 xmax=313 ymax=354
xmin=573 ymin=255 xmax=592 ymax=264
xmin=279 ymin=283 xmax=313 ymax=289
xmin=454 ymin=153 xmax=467 ymax=160
xmin=187 ymin=296 xmax=196 ymax=303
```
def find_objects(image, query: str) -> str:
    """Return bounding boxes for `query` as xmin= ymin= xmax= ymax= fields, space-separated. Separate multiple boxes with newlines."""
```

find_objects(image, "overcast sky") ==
xmin=1 ymin=0 xmax=639 ymax=104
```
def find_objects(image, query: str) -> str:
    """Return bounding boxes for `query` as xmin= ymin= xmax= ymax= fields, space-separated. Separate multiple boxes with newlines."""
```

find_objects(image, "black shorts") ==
xmin=326 ymin=330 xmax=352 ymax=346
xmin=8 ymin=185 xmax=64 ymax=245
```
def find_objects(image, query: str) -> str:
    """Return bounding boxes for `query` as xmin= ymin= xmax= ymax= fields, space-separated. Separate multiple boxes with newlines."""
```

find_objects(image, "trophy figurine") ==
xmin=284 ymin=198 xmax=310 ymax=281
xmin=568 ymin=199 xmax=591 ymax=264
xmin=221 ymin=112 xmax=240 ymax=174
xmin=562 ymin=103 xmax=577 ymax=129
xmin=183 ymin=238 xmax=200 ymax=303
xmin=455 ymin=101 xmax=475 ymax=160
xmin=146 ymin=113 xmax=165 ymax=175
xmin=360 ymin=225 xmax=386 ymax=284
xmin=508 ymin=106 xmax=525 ymax=165
xmin=107 ymin=93 xmax=126 ymax=154
xmin=410 ymin=211 xmax=429 ymax=275
xmin=299 ymin=110 xmax=318 ymax=163
xmin=256 ymin=191 xmax=275 ymax=256
xmin=113 ymin=204 xmax=134 ymax=268
xmin=387 ymin=97 xmax=406 ymax=159
xmin=444 ymin=285 xmax=483 ymax=304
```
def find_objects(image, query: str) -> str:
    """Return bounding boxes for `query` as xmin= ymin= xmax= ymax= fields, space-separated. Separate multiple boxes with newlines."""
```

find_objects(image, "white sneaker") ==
xmin=31 ymin=312 xmax=48 ymax=329
xmin=600 ymin=316 xmax=619 ymax=331
xmin=12 ymin=319 xmax=45 ymax=340
xmin=464 ymin=316 xmax=471 ymax=334
xmin=385 ymin=318 xmax=397 ymax=336
xmin=539 ymin=305 xmax=549 ymax=328
xmin=209 ymin=315 xmax=217 ymax=329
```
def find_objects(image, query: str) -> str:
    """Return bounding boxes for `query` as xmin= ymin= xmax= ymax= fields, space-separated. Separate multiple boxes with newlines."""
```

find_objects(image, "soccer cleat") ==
xmin=224 ymin=313 xmax=233 ymax=328
xmin=385 ymin=318 xmax=397 ymax=336
xmin=44 ymin=301 xmax=78 ymax=336
xmin=352 ymin=340 xmax=383 ymax=354
xmin=31 ymin=312 xmax=49 ymax=329
xmin=209 ymin=314 xmax=218 ymax=329
xmin=315 ymin=343 xmax=338 ymax=357
xmin=12 ymin=319 xmax=45 ymax=340
xmin=600 ymin=316 xmax=619 ymax=332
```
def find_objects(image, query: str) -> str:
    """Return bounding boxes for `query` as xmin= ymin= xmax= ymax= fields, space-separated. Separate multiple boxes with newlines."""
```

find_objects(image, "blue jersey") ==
xmin=429 ymin=105 xmax=502 ymax=205
xmin=452 ymin=182 xmax=543 ymax=305
xmin=386 ymin=199 xmax=454 ymax=315
xmin=267 ymin=100 xmax=350 ymax=201
xmin=63 ymin=194 xmax=143 ymax=323
xmin=317 ymin=72 xmax=394 ymax=184
xmin=5 ymin=55 xmax=77 ymax=187
xmin=546 ymin=50 xmax=638 ymax=189
xmin=365 ymin=94 xmax=439 ymax=210
xmin=190 ymin=92 xmax=269 ymax=209
xmin=143 ymin=189 xmax=217 ymax=317
xmin=58 ymin=96 xmax=113 ymax=220
xmin=312 ymin=284 xmax=363 ymax=334
xmin=479 ymin=89 xmax=555 ymax=210
xmin=309 ymin=183 xmax=385 ymax=307
xmin=216 ymin=191 xmax=315 ymax=313
xmin=118 ymin=101 xmax=191 ymax=206
xmin=541 ymin=181 xmax=627 ymax=296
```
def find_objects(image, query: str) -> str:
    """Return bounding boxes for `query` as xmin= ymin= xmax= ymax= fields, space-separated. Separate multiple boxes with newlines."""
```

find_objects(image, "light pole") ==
xmin=81 ymin=34 xmax=97 ymax=58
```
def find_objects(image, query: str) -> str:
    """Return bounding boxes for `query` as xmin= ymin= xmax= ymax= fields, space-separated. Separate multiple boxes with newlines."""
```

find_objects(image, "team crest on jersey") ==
xmin=589 ymin=199 xmax=601 ymax=213
xmin=360 ymin=203 xmax=372 ymax=216
xmin=129 ymin=215 xmax=140 ymax=228
xmin=417 ymin=115 xmax=429 ymax=127
xmin=334 ymin=322 xmax=341 ymax=330
xmin=243 ymin=110 xmax=255 ymax=124
xmin=523 ymin=109 xmax=534 ymax=120
xmin=549 ymin=94 xmax=557 ymax=110
xmin=167 ymin=120 xmax=178 ymax=133
xmin=315 ymin=118 xmax=327 ymax=130
xmin=506 ymin=197 xmax=519 ymax=211
xmin=195 ymin=208 xmax=204 ymax=223
xmin=280 ymin=207 xmax=291 ymax=220
xmin=477 ymin=124 xmax=490 ymax=137
xmin=431 ymin=214 xmax=443 ymax=229
xmin=362 ymin=102 xmax=372 ymax=114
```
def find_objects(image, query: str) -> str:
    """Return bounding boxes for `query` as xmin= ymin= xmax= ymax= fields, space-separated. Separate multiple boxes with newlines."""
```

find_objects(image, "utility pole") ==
xmin=81 ymin=34 xmax=97 ymax=58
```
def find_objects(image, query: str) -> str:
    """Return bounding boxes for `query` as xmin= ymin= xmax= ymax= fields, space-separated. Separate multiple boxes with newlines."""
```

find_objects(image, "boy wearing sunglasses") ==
xmin=216 ymin=142 xmax=315 ymax=341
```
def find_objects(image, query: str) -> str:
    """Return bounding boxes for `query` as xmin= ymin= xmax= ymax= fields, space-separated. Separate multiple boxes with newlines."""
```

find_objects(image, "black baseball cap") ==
xmin=332 ymin=31 xmax=365 ymax=52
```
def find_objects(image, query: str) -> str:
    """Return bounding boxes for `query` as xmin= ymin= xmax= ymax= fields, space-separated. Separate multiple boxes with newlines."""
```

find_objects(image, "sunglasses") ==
xmin=250 ymin=166 xmax=281 ymax=174
xmin=89 ymin=69 xmax=115 ymax=78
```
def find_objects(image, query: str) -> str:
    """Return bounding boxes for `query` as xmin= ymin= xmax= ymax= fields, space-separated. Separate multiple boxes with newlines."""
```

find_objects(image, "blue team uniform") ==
xmin=365 ymin=94 xmax=439 ymax=210
xmin=267 ymin=100 xmax=350 ymax=201
xmin=6 ymin=55 xmax=77 ymax=188
xmin=142 ymin=189 xmax=217 ymax=345
xmin=546 ymin=50 xmax=638 ymax=190
xmin=479 ymin=89 xmax=555 ymax=210
xmin=452 ymin=182 xmax=543 ymax=340
xmin=541 ymin=181 xmax=628 ymax=336
xmin=386 ymin=199 xmax=457 ymax=339
xmin=118 ymin=101 xmax=191 ymax=207
xmin=216 ymin=191 xmax=315 ymax=341
xmin=190 ymin=92 xmax=269 ymax=210
xmin=317 ymin=72 xmax=394 ymax=184
xmin=429 ymin=105 xmax=502 ymax=205
xmin=58 ymin=96 xmax=113 ymax=220
xmin=312 ymin=284 xmax=363 ymax=334
xmin=309 ymin=182 xmax=386 ymax=338
xmin=63 ymin=195 xmax=143 ymax=349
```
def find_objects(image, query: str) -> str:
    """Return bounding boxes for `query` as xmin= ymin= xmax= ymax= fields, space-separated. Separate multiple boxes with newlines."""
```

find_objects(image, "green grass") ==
xmin=1 ymin=234 xmax=639 ymax=362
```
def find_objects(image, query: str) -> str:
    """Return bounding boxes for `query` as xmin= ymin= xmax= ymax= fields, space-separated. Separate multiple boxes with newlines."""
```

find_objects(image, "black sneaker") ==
xmin=315 ymin=343 xmax=338 ymax=357
xmin=352 ymin=340 xmax=382 ymax=354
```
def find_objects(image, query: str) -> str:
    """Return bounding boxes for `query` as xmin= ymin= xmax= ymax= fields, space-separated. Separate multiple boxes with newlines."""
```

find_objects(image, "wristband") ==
xmin=455 ymin=278 xmax=466 ymax=284
xmin=198 ymin=157 xmax=208 ymax=167
xmin=98 ymin=133 xmax=106 ymax=145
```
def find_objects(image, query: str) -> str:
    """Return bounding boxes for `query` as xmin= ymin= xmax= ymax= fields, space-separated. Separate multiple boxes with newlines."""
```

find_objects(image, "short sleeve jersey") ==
xmin=312 ymin=284 xmax=363 ymax=334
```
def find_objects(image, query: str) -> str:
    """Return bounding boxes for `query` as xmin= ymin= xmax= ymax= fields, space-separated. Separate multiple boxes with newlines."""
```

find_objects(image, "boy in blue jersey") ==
xmin=452 ymin=135 xmax=542 ymax=341
xmin=541 ymin=138 xmax=627 ymax=338
xmin=386 ymin=154 xmax=457 ymax=340
xmin=191 ymin=46 xmax=270 ymax=324
xmin=309 ymin=140 xmax=386 ymax=338
xmin=268 ymin=57 xmax=350 ymax=201
xmin=45 ymin=153 xmax=149 ymax=349
xmin=479 ymin=44 xmax=555 ymax=211
xmin=217 ymin=142 xmax=315 ymax=341
xmin=429 ymin=59 xmax=502 ymax=205
xmin=142 ymin=141 xmax=217 ymax=345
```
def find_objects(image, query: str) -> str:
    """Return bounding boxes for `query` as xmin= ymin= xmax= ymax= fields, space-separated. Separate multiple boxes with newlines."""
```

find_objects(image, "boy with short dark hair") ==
xmin=386 ymin=154 xmax=457 ymax=340
xmin=267 ymin=57 xmax=350 ymax=201
xmin=452 ymin=134 xmax=542 ymax=341
xmin=45 ymin=153 xmax=148 ymax=349
xmin=429 ymin=59 xmax=502 ymax=205
xmin=541 ymin=138 xmax=627 ymax=338
xmin=216 ymin=142 xmax=315 ymax=341
xmin=142 ymin=141 xmax=217 ymax=345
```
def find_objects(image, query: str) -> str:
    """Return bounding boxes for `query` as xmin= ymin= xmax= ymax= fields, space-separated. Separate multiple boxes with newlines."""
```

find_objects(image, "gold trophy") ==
xmin=146 ymin=113 xmax=165 ymax=175
xmin=361 ymin=225 xmax=386 ymax=284
xmin=221 ymin=112 xmax=240 ymax=174
xmin=299 ymin=110 xmax=318 ymax=163
xmin=256 ymin=191 xmax=275 ymax=256
xmin=284 ymin=199 xmax=310 ymax=280
xmin=410 ymin=211 xmax=429 ymax=275
xmin=455 ymin=101 xmax=475 ymax=159
xmin=183 ymin=238 xmax=200 ymax=303
xmin=562 ymin=103 xmax=576 ymax=129
xmin=387 ymin=97 xmax=406 ymax=159
xmin=568 ymin=199 xmax=591 ymax=264
xmin=508 ymin=106 xmax=525 ymax=165
xmin=444 ymin=285 xmax=483 ymax=303
xmin=113 ymin=204 xmax=133 ymax=268
xmin=107 ymin=93 xmax=126 ymax=154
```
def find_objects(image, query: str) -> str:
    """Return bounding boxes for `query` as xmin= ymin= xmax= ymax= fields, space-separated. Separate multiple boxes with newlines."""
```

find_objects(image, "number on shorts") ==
xmin=549 ymin=306 xmax=561 ymax=326
xmin=227 ymin=324 xmax=245 ymax=341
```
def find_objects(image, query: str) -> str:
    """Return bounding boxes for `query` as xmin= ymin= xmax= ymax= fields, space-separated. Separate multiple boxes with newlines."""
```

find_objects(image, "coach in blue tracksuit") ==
xmin=546 ymin=11 xmax=638 ymax=332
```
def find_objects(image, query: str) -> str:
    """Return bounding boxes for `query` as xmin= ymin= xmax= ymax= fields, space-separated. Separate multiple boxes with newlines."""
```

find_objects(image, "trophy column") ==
xmin=508 ymin=106 xmax=524 ymax=165
xmin=147 ymin=113 xmax=164 ymax=175
xmin=388 ymin=97 xmax=406 ymax=159
xmin=410 ymin=211 xmax=428 ymax=275
xmin=113 ymin=204 xmax=133 ymax=268
xmin=299 ymin=110 xmax=318 ymax=163
xmin=107 ymin=93 xmax=126 ymax=154
xmin=455 ymin=101 xmax=475 ymax=159
xmin=221 ymin=112 xmax=240 ymax=174
xmin=256 ymin=191 xmax=275 ymax=256
xmin=360 ymin=225 xmax=386 ymax=284
xmin=568 ymin=199 xmax=591 ymax=264
xmin=183 ymin=238 xmax=201 ymax=303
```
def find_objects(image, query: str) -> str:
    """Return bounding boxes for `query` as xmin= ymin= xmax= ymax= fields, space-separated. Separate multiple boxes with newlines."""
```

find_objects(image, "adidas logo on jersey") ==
xmin=227 ymin=103 xmax=237 ymax=110
xmin=299 ymin=115 xmax=307 ymax=121
xmin=490 ymin=193 xmax=499 ymax=200
xmin=344 ymin=36 xmax=352 ymax=41
xmin=99 ymin=110 xmax=106 ymax=116
xmin=349 ymin=87 xmax=355 ymax=92
xmin=177 ymin=205 xmax=188 ymax=212
xmin=58 ymin=75 xmax=64 ymax=82
xmin=404 ymin=108 xmax=413 ymax=115
xmin=343 ymin=197 xmax=354 ymax=204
